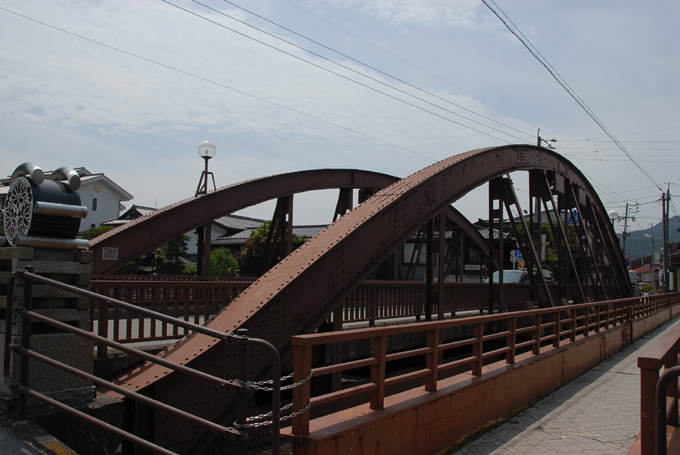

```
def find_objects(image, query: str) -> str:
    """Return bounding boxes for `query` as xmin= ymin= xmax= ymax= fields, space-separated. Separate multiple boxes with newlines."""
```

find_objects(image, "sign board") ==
xmin=511 ymin=249 xmax=522 ymax=263
xmin=102 ymin=247 xmax=119 ymax=261
xmin=568 ymin=211 xmax=580 ymax=225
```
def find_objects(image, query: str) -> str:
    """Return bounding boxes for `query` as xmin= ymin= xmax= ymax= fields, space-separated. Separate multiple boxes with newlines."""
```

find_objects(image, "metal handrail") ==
xmin=291 ymin=293 xmax=680 ymax=435
xmin=656 ymin=365 xmax=680 ymax=455
xmin=4 ymin=268 xmax=282 ymax=455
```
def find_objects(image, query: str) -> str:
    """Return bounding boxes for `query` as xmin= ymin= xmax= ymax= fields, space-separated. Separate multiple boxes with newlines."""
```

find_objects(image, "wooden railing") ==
xmin=90 ymin=275 xmax=596 ymax=346
xmin=637 ymin=318 xmax=680 ymax=455
xmin=90 ymin=277 xmax=254 ymax=352
xmin=290 ymin=293 xmax=680 ymax=435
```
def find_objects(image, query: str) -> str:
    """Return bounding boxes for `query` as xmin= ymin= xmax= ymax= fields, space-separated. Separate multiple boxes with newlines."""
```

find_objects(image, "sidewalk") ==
xmin=452 ymin=316 xmax=680 ymax=455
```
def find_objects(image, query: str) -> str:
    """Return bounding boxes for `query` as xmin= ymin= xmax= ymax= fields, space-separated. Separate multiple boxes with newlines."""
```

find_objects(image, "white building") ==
xmin=1 ymin=166 xmax=133 ymax=233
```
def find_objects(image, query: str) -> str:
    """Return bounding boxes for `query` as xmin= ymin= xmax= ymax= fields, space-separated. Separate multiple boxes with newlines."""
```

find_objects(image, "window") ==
xmin=92 ymin=198 xmax=98 ymax=211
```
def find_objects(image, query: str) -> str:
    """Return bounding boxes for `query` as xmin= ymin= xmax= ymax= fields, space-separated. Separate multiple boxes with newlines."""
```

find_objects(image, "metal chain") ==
xmin=234 ymin=371 xmax=312 ymax=392
xmin=281 ymin=400 xmax=312 ymax=422
xmin=233 ymin=401 xmax=312 ymax=429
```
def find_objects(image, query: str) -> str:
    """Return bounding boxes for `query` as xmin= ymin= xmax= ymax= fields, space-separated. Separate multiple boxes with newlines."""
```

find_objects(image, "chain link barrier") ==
xmin=232 ymin=371 xmax=313 ymax=429
xmin=234 ymin=370 xmax=313 ymax=392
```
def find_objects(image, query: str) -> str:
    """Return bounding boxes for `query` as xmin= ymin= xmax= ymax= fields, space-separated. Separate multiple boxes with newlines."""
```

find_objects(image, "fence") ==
xmin=636 ymin=319 xmax=680 ymax=455
xmin=290 ymin=293 xmax=680 ymax=436
xmin=4 ymin=268 xmax=283 ymax=455
xmin=90 ymin=276 xmax=550 ymax=347
xmin=90 ymin=277 xmax=253 ymax=354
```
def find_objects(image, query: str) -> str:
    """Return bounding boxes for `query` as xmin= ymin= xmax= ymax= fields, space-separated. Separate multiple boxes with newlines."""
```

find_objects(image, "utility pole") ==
xmin=622 ymin=203 xmax=629 ymax=257
xmin=662 ymin=185 xmax=670 ymax=292
xmin=537 ymin=129 xmax=557 ymax=149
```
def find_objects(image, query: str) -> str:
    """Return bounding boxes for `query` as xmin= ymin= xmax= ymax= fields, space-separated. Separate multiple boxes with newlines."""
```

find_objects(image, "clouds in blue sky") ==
xmin=1 ymin=0 xmax=678 ymax=227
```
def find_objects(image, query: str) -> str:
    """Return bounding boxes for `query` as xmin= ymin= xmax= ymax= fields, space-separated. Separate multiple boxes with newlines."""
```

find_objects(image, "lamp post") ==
xmin=196 ymin=140 xmax=217 ymax=195
xmin=195 ymin=140 xmax=217 ymax=276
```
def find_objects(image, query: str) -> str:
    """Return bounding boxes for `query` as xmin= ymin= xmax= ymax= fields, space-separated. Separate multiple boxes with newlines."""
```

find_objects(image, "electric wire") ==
xmin=281 ymin=0 xmax=538 ymax=129
xmin=481 ymin=0 xmax=664 ymax=192
xmin=0 ymin=5 xmax=436 ymax=161
xmin=218 ymin=0 xmax=534 ymax=140
xmin=166 ymin=0 xmax=522 ymax=143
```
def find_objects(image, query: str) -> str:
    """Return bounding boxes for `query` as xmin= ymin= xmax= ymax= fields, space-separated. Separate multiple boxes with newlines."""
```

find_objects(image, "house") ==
xmin=1 ymin=166 xmax=133 ymax=233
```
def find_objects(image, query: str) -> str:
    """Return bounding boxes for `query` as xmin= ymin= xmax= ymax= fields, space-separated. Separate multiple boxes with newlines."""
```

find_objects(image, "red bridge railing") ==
xmin=290 ymin=293 xmax=680 ymax=436
xmin=89 ymin=276 xmax=577 ymax=347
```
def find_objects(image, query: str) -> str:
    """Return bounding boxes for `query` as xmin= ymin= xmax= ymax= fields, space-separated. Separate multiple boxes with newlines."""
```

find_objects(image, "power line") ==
xmin=281 ymin=0 xmax=538 ymax=130
xmin=481 ymin=0 xmax=664 ymax=192
xmin=217 ymin=0 xmax=534 ymax=140
xmin=0 ymin=5 xmax=437 ymax=161
xmin=165 ymin=0 xmax=523 ymax=143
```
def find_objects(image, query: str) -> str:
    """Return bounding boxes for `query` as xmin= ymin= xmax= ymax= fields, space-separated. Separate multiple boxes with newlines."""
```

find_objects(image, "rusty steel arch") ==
xmin=90 ymin=169 xmax=399 ymax=274
xmin=116 ymin=145 xmax=630 ymax=453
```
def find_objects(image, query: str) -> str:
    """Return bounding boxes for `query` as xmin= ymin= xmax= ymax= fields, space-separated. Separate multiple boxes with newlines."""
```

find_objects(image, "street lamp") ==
xmin=195 ymin=140 xmax=217 ymax=195
xmin=195 ymin=140 xmax=217 ymax=276
xmin=608 ymin=210 xmax=619 ymax=225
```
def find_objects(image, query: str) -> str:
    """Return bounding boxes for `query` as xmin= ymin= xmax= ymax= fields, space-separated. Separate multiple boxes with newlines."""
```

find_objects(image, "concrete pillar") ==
xmin=0 ymin=247 xmax=94 ymax=412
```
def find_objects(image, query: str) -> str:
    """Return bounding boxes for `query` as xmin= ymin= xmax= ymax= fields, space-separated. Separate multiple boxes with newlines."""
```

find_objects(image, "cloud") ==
xmin=1 ymin=0 xmax=678 ymax=227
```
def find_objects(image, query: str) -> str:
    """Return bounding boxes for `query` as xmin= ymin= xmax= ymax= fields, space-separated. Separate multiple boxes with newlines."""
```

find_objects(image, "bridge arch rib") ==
xmin=117 ymin=145 xmax=630 ymax=453
xmin=91 ymin=169 xmax=399 ymax=274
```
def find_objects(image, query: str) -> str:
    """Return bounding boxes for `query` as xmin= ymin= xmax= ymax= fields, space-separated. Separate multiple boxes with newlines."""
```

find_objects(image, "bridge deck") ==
xmin=451 ymin=316 xmax=680 ymax=455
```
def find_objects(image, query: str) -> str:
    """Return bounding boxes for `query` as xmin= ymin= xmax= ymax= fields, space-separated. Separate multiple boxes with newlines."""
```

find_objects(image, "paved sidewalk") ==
xmin=453 ymin=317 xmax=680 ymax=455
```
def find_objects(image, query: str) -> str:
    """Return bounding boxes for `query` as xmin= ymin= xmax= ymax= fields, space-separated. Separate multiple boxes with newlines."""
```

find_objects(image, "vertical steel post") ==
xmin=235 ymin=328 xmax=249 ymax=455
xmin=370 ymin=336 xmax=386 ymax=410
xmin=292 ymin=343 xmax=312 ymax=435
xmin=425 ymin=218 xmax=434 ymax=321
xmin=655 ymin=366 xmax=680 ymax=455
xmin=18 ymin=266 xmax=34 ymax=420
xmin=425 ymin=329 xmax=440 ymax=392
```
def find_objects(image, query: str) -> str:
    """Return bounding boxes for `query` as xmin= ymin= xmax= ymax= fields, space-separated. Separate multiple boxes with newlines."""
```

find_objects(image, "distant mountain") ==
xmin=618 ymin=216 xmax=680 ymax=260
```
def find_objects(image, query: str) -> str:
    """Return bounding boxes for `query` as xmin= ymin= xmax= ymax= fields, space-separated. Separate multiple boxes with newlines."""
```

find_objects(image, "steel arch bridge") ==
xmin=105 ymin=145 xmax=630 ymax=453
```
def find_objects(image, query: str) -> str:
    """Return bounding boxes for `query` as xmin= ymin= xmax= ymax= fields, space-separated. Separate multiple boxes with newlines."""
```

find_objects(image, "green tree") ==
xmin=80 ymin=225 xmax=115 ymax=240
xmin=210 ymin=248 xmax=240 ymax=277
xmin=155 ymin=234 xmax=190 ymax=275
xmin=239 ymin=221 xmax=306 ymax=273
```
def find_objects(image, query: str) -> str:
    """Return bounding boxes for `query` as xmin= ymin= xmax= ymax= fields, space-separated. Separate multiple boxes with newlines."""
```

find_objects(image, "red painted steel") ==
xmin=290 ymin=295 xmax=675 ymax=433
xmin=289 ymin=294 xmax=680 ymax=455
xmin=110 ymin=145 xmax=631 ymax=453
xmin=90 ymin=277 xmax=551 ymax=346
xmin=90 ymin=169 xmax=399 ymax=274
xmin=636 ymin=315 xmax=680 ymax=455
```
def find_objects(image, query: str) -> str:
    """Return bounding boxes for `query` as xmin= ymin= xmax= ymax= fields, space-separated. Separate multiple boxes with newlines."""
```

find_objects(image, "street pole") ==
xmin=622 ymin=203 xmax=629 ymax=257
xmin=663 ymin=186 xmax=670 ymax=292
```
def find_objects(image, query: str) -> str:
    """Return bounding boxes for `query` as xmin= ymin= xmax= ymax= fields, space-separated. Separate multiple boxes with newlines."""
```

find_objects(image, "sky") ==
xmin=1 ymin=0 xmax=678 ymax=236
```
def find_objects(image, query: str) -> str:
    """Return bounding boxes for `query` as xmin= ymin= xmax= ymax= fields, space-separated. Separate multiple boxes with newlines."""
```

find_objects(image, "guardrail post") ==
xmin=640 ymin=361 xmax=662 ymax=455
xmin=18 ymin=266 xmax=34 ymax=420
xmin=532 ymin=314 xmax=541 ymax=355
xmin=370 ymin=335 xmax=386 ymax=409
xmin=656 ymin=365 xmax=680 ymax=455
xmin=552 ymin=309 xmax=560 ymax=348
xmin=292 ymin=342 xmax=312 ymax=435
xmin=472 ymin=322 xmax=483 ymax=375
xmin=425 ymin=329 xmax=440 ymax=392
xmin=664 ymin=351 xmax=679 ymax=427
xmin=506 ymin=318 xmax=516 ymax=364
